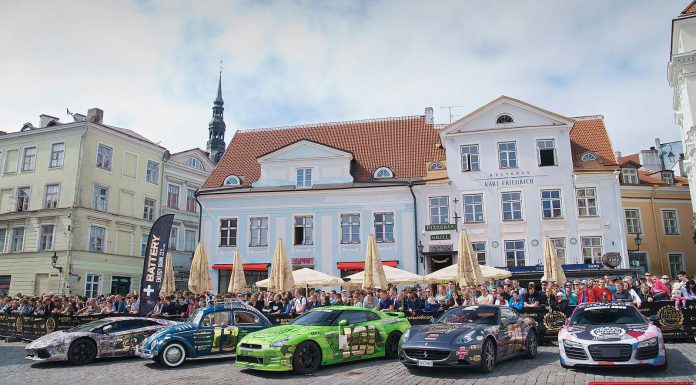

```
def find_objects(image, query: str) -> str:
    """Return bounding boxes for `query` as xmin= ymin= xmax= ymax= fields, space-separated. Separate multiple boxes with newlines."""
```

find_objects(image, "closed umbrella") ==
xmin=363 ymin=234 xmax=388 ymax=290
xmin=228 ymin=250 xmax=248 ymax=293
xmin=423 ymin=264 xmax=511 ymax=284
xmin=268 ymin=239 xmax=295 ymax=292
xmin=541 ymin=236 xmax=567 ymax=284
xmin=255 ymin=268 xmax=344 ymax=288
xmin=346 ymin=265 xmax=423 ymax=285
xmin=159 ymin=252 xmax=176 ymax=297
xmin=188 ymin=242 xmax=213 ymax=294
xmin=456 ymin=229 xmax=484 ymax=287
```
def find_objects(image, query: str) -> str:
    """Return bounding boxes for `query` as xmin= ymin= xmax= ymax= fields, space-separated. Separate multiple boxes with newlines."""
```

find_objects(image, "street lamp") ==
xmin=50 ymin=251 xmax=62 ymax=272
xmin=417 ymin=241 xmax=424 ymax=263
xmin=627 ymin=232 xmax=642 ymax=253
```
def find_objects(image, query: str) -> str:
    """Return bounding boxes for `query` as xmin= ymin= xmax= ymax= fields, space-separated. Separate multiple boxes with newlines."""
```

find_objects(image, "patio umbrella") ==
xmin=456 ymin=229 xmax=484 ymax=287
xmin=363 ymin=234 xmax=388 ymax=290
xmin=255 ymin=268 xmax=345 ymax=288
xmin=541 ymin=236 xmax=567 ymax=284
xmin=159 ymin=252 xmax=176 ymax=297
xmin=188 ymin=242 xmax=213 ymax=294
xmin=227 ymin=250 xmax=248 ymax=293
xmin=423 ymin=264 xmax=511 ymax=284
xmin=346 ymin=265 xmax=423 ymax=285
xmin=267 ymin=239 xmax=295 ymax=292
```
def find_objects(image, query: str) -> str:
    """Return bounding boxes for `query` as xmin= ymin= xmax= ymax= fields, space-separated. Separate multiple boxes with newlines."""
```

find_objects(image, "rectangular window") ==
xmin=0 ymin=229 xmax=6 ymax=253
xmin=44 ymin=184 xmax=59 ymax=209
xmin=296 ymin=168 xmax=312 ymax=188
xmin=540 ymin=189 xmax=562 ymax=219
xmin=551 ymin=237 xmax=566 ymax=264
xmin=89 ymin=226 xmax=106 ymax=253
xmin=96 ymin=144 xmax=113 ymax=171
xmin=504 ymin=240 xmax=525 ymax=267
xmin=463 ymin=194 xmax=484 ymax=223
xmin=624 ymin=209 xmax=641 ymax=234
xmin=581 ymin=236 xmax=602 ymax=264
xmin=621 ymin=168 xmax=638 ymax=184
xmin=501 ymin=191 xmax=522 ymax=221
xmin=92 ymin=184 xmax=109 ymax=212
xmin=662 ymin=172 xmax=674 ymax=185
xmin=293 ymin=216 xmax=314 ymax=245
xmin=49 ymin=143 xmax=65 ymax=168
xmin=140 ymin=234 xmax=148 ymax=257
xmin=85 ymin=274 xmax=101 ymax=298
xmin=429 ymin=196 xmax=449 ymax=225
xmin=220 ymin=219 xmax=238 ymax=247
xmin=250 ymin=217 xmax=268 ymax=247
xmin=143 ymin=198 xmax=156 ymax=220
xmin=10 ymin=227 xmax=25 ymax=252
xmin=471 ymin=241 xmax=486 ymax=265
xmin=184 ymin=230 xmax=196 ymax=252
xmin=460 ymin=144 xmax=480 ymax=171
xmin=374 ymin=212 xmax=395 ymax=243
xmin=38 ymin=224 xmax=54 ymax=251
xmin=498 ymin=141 xmax=517 ymax=169
xmin=16 ymin=187 xmax=30 ymax=212
xmin=186 ymin=189 xmax=197 ymax=212
xmin=167 ymin=185 xmax=180 ymax=208
xmin=576 ymin=188 xmax=598 ymax=217
xmin=537 ymin=139 xmax=557 ymax=166
xmin=169 ymin=227 xmax=178 ymax=251
xmin=669 ymin=253 xmax=685 ymax=278
xmin=662 ymin=210 xmax=679 ymax=235
xmin=629 ymin=252 xmax=649 ymax=274
xmin=22 ymin=147 xmax=37 ymax=172
xmin=340 ymin=214 xmax=360 ymax=244
xmin=146 ymin=160 xmax=159 ymax=184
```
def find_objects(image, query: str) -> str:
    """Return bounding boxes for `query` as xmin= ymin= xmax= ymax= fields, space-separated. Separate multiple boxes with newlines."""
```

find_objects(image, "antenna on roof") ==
xmin=440 ymin=105 xmax=466 ymax=123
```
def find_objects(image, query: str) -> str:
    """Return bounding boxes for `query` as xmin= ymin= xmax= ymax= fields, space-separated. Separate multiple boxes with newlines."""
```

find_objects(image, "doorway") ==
xmin=110 ymin=276 xmax=132 ymax=295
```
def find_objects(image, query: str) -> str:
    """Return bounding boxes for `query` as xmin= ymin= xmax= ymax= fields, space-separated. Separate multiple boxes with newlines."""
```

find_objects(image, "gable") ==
xmin=257 ymin=140 xmax=353 ymax=162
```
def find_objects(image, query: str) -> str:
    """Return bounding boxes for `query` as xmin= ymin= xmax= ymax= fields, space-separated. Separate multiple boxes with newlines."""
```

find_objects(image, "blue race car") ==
xmin=138 ymin=300 xmax=272 ymax=367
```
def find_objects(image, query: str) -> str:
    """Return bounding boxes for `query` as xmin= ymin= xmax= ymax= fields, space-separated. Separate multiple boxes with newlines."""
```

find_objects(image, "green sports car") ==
xmin=235 ymin=306 xmax=411 ymax=374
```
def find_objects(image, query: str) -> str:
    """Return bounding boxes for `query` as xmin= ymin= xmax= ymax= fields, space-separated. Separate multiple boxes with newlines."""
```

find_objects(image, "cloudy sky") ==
xmin=0 ymin=0 xmax=687 ymax=154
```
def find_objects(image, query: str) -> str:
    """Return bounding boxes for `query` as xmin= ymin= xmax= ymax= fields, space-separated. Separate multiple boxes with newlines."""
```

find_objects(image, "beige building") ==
xmin=0 ymin=109 xmax=167 ymax=296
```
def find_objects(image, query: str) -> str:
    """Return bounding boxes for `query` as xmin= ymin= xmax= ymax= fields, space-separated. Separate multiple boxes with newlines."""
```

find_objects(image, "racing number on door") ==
xmin=341 ymin=325 xmax=376 ymax=359
xmin=211 ymin=326 xmax=238 ymax=352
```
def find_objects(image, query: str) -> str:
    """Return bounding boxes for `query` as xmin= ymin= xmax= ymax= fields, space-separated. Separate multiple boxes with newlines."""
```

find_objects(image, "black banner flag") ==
xmin=138 ymin=214 xmax=175 ymax=315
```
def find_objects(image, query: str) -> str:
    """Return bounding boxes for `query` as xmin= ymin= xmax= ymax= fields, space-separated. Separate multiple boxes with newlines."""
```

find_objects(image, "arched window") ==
xmin=496 ymin=114 xmax=514 ymax=124
xmin=185 ymin=157 xmax=205 ymax=170
xmin=224 ymin=175 xmax=240 ymax=185
xmin=429 ymin=162 xmax=444 ymax=171
xmin=580 ymin=152 xmax=598 ymax=162
xmin=373 ymin=167 xmax=394 ymax=179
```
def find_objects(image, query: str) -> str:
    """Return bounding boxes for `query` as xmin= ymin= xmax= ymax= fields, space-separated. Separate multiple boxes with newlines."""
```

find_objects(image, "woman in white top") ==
xmin=477 ymin=287 xmax=494 ymax=305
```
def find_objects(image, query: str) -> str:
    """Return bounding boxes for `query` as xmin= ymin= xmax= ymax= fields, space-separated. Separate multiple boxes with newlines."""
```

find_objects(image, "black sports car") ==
xmin=398 ymin=305 xmax=538 ymax=373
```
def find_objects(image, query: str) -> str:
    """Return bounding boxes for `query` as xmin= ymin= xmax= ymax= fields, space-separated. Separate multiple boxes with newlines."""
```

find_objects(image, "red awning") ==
xmin=336 ymin=260 xmax=398 ymax=270
xmin=212 ymin=263 xmax=270 ymax=271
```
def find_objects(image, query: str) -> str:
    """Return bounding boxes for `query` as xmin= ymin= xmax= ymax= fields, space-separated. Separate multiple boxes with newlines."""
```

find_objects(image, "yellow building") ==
xmin=619 ymin=151 xmax=696 ymax=277
xmin=0 ymin=109 xmax=166 ymax=296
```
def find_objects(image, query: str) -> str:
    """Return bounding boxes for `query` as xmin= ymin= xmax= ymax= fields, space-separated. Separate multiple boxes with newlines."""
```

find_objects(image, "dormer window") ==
xmin=662 ymin=171 xmax=674 ymax=185
xmin=621 ymin=168 xmax=638 ymax=184
xmin=296 ymin=168 xmax=312 ymax=188
xmin=496 ymin=114 xmax=514 ymax=124
xmin=429 ymin=162 xmax=445 ymax=171
xmin=373 ymin=167 xmax=394 ymax=178
xmin=185 ymin=157 xmax=205 ymax=171
xmin=224 ymin=175 xmax=241 ymax=186
xmin=581 ymin=152 xmax=598 ymax=162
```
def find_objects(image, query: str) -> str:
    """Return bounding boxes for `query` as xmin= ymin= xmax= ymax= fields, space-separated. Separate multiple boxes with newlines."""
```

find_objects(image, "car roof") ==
xmin=576 ymin=301 xmax=634 ymax=309
xmin=312 ymin=306 xmax=380 ymax=313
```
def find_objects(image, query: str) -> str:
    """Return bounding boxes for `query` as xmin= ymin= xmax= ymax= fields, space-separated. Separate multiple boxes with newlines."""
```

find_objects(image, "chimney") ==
xmin=424 ymin=107 xmax=434 ymax=124
xmin=87 ymin=108 xmax=103 ymax=124
xmin=39 ymin=114 xmax=60 ymax=128
xmin=615 ymin=151 xmax=621 ymax=160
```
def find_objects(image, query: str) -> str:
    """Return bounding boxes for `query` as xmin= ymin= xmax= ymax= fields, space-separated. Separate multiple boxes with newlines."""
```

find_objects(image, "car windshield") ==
xmin=68 ymin=319 xmax=112 ymax=332
xmin=437 ymin=306 xmax=498 ymax=325
xmin=291 ymin=309 xmax=340 ymax=326
xmin=188 ymin=308 xmax=205 ymax=324
xmin=570 ymin=305 xmax=644 ymax=325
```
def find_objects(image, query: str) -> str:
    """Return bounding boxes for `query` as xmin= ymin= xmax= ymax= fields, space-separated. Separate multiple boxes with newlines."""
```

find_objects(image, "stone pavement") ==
xmin=2 ymin=341 xmax=696 ymax=385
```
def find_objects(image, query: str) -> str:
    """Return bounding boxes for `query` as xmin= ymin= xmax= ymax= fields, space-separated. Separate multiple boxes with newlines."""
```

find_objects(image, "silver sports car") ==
xmin=25 ymin=317 xmax=177 ymax=365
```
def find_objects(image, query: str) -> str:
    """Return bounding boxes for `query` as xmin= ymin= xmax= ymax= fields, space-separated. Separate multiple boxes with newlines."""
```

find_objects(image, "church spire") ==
xmin=207 ymin=64 xmax=226 ymax=165
xmin=215 ymin=67 xmax=224 ymax=106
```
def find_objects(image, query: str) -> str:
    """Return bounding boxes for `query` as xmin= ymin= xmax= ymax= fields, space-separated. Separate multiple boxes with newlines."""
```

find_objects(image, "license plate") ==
xmin=604 ymin=348 xmax=620 ymax=357
xmin=417 ymin=360 xmax=433 ymax=367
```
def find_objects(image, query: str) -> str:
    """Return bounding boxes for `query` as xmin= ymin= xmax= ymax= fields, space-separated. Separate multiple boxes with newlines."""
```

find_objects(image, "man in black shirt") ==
xmin=524 ymin=283 xmax=542 ymax=308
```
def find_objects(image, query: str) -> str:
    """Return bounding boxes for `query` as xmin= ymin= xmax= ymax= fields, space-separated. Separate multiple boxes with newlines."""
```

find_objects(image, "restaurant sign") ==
xmin=430 ymin=234 xmax=451 ymax=240
xmin=292 ymin=257 xmax=314 ymax=266
xmin=425 ymin=224 xmax=457 ymax=231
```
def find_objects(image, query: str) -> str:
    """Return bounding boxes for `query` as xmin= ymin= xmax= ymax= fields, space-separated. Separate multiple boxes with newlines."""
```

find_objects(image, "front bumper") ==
xmin=25 ymin=347 xmax=63 ymax=362
xmin=136 ymin=345 xmax=156 ymax=359
xmin=559 ymin=340 xmax=667 ymax=367
xmin=235 ymin=344 xmax=294 ymax=372
xmin=398 ymin=341 xmax=482 ymax=368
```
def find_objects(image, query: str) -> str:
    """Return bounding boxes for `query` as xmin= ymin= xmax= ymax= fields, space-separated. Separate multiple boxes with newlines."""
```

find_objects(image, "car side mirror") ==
xmin=648 ymin=315 xmax=659 ymax=324
xmin=102 ymin=324 xmax=113 ymax=334
xmin=338 ymin=319 xmax=348 ymax=327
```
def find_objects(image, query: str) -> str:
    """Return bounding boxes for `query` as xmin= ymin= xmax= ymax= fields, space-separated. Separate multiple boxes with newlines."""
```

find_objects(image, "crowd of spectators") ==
xmin=1 ymin=271 xmax=695 ymax=319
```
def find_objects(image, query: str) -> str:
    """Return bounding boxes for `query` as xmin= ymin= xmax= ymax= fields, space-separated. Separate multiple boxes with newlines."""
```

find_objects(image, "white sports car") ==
xmin=558 ymin=302 xmax=667 ymax=369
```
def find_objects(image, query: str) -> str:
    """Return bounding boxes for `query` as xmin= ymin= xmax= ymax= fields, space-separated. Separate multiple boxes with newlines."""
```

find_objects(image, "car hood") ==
xmin=241 ymin=324 xmax=320 ymax=344
xmin=407 ymin=323 xmax=482 ymax=343
xmin=561 ymin=323 xmax=657 ymax=343
xmin=26 ymin=331 xmax=82 ymax=349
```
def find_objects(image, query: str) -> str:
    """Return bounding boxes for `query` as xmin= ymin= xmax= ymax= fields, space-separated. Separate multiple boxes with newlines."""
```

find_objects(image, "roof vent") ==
xmin=424 ymin=107 xmax=434 ymax=124
xmin=87 ymin=108 xmax=103 ymax=124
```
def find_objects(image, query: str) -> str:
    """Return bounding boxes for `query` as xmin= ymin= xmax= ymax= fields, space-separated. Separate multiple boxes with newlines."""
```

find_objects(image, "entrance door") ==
xmin=35 ymin=273 xmax=49 ymax=295
xmin=429 ymin=255 xmax=453 ymax=272
xmin=110 ymin=276 xmax=131 ymax=295
xmin=628 ymin=252 xmax=648 ymax=273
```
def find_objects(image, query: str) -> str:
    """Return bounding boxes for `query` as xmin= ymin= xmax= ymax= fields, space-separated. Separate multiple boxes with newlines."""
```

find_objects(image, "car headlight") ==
xmin=638 ymin=337 xmax=658 ymax=348
xmin=563 ymin=340 xmax=583 ymax=349
xmin=270 ymin=334 xmax=299 ymax=348
xmin=401 ymin=329 xmax=411 ymax=342
xmin=453 ymin=330 xmax=477 ymax=345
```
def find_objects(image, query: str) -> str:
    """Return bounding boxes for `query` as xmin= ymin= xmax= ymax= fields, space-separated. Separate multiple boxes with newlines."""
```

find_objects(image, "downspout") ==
xmin=195 ymin=193 xmax=203 ymax=241
xmin=408 ymin=182 xmax=419 ymax=275
xmin=650 ymin=186 xmax=666 ymax=275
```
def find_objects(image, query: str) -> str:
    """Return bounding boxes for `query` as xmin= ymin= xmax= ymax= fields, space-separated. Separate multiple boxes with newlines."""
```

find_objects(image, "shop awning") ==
xmin=337 ymin=260 xmax=398 ymax=270
xmin=212 ymin=263 xmax=270 ymax=271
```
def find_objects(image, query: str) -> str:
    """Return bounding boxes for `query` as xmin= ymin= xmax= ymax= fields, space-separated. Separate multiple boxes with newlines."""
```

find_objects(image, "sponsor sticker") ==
xmin=589 ymin=326 xmax=626 ymax=340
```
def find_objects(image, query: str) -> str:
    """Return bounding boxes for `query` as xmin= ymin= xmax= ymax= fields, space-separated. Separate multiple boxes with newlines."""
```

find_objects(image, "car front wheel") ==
xmin=478 ymin=338 xmax=496 ymax=373
xmin=385 ymin=332 xmax=401 ymax=359
xmin=292 ymin=341 xmax=321 ymax=374
xmin=68 ymin=338 xmax=97 ymax=365
xmin=524 ymin=330 xmax=538 ymax=358
xmin=159 ymin=342 xmax=186 ymax=368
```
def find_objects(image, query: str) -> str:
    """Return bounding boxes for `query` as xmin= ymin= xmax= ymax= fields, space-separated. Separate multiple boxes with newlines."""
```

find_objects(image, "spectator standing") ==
xmin=576 ymin=280 xmax=596 ymax=304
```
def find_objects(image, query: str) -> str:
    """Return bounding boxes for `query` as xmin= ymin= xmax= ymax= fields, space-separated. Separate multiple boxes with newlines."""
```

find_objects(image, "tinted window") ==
xmin=365 ymin=311 xmax=381 ymax=321
xmin=234 ymin=311 xmax=260 ymax=325
xmin=292 ymin=309 xmax=340 ymax=326
xmin=437 ymin=306 xmax=498 ymax=325
xmin=501 ymin=308 xmax=518 ymax=321
xmin=570 ymin=305 xmax=644 ymax=325
xmin=68 ymin=319 xmax=111 ymax=333
xmin=107 ymin=320 xmax=143 ymax=333
xmin=335 ymin=310 xmax=368 ymax=325
xmin=201 ymin=311 xmax=232 ymax=327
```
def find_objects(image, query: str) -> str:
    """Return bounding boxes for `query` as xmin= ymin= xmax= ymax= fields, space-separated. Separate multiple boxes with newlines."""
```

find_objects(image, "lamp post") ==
xmin=627 ymin=232 xmax=642 ymax=253
xmin=417 ymin=240 xmax=424 ymax=273
xmin=50 ymin=251 xmax=64 ymax=295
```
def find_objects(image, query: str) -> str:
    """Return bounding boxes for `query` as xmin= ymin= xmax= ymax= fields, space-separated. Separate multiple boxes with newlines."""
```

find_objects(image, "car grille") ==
xmin=588 ymin=344 xmax=632 ymax=362
xmin=563 ymin=345 xmax=588 ymax=360
xmin=37 ymin=349 xmax=51 ymax=359
xmin=237 ymin=355 xmax=263 ymax=364
xmin=404 ymin=349 xmax=450 ymax=361
xmin=240 ymin=343 xmax=262 ymax=349
xmin=636 ymin=345 xmax=659 ymax=360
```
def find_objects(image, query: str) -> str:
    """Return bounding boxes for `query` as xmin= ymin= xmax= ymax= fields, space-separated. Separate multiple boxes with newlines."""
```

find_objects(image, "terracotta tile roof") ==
xmin=618 ymin=153 xmax=641 ymax=166
xmin=203 ymin=116 xmax=444 ymax=188
xmin=682 ymin=0 xmax=696 ymax=15
xmin=634 ymin=170 xmax=690 ymax=186
xmin=569 ymin=115 xmax=618 ymax=167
